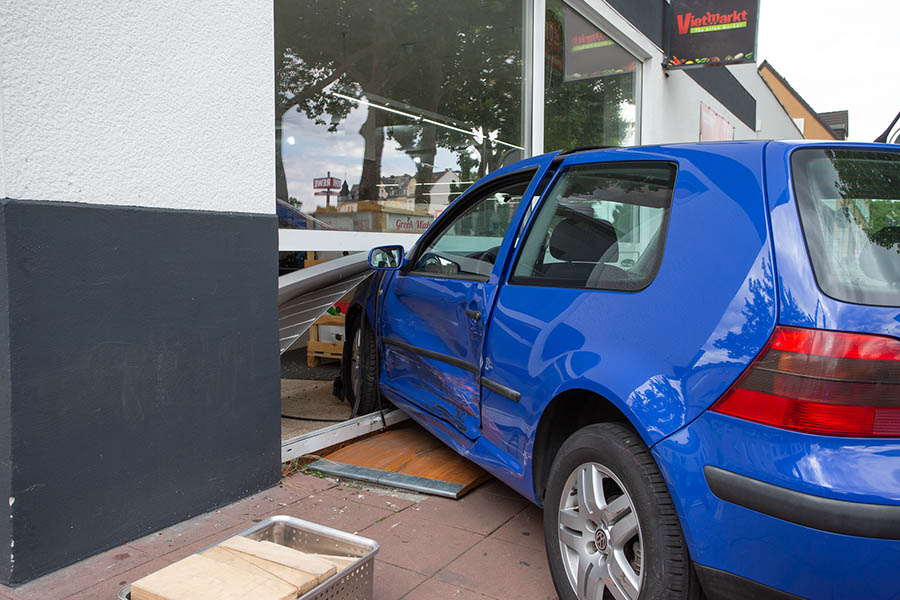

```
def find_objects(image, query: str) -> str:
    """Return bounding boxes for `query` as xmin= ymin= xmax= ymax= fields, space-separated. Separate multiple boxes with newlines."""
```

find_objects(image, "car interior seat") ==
xmin=544 ymin=216 xmax=625 ymax=285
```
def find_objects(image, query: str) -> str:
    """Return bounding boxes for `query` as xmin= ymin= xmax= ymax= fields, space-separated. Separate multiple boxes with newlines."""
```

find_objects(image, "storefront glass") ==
xmin=274 ymin=0 xmax=646 ymax=433
xmin=544 ymin=0 xmax=638 ymax=151
xmin=275 ymin=0 xmax=527 ymax=239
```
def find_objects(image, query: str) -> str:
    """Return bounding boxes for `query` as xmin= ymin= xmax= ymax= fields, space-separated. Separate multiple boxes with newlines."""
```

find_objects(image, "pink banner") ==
xmin=700 ymin=103 xmax=735 ymax=142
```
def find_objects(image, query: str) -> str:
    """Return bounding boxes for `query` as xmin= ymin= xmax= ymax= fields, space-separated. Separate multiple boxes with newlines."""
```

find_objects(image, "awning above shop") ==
xmin=277 ymin=253 xmax=372 ymax=354
xmin=277 ymin=230 xmax=421 ymax=354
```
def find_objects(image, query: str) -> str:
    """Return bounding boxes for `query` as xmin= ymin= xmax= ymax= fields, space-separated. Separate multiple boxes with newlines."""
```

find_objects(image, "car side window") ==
xmin=511 ymin=162 xmax=676 ymax=291
xmin=409 ymin=173 xmax=535 ymax=279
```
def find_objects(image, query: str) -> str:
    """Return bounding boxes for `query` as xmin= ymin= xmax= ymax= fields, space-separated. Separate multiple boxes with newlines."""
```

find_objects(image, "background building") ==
xmin=819 ymin=110 xmax=850 ymax=141
xmin=758 ymin=60 xmax=847 ymax=140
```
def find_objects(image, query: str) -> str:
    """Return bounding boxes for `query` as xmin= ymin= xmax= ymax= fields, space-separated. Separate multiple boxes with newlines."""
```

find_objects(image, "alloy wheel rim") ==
xmin=557 ymin=462 xmax=643 ymax=600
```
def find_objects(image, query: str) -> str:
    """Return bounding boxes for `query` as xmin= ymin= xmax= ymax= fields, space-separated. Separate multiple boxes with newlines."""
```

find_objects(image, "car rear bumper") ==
xmin=693 ymin=563 xmax=806 ymax=600
xmin=704 ymin=465 xmax=900 ymax=540
xmin=653 ymin=411 xmax=900 ymax=600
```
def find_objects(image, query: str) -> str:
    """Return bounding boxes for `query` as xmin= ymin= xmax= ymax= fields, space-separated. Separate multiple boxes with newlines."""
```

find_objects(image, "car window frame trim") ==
xmin=788 ymin=146 xmax=900 ymax=309
xmin=400 ymin=167 xmax=541 ymax=283
xmin=504 ymin=158 xmax=680 ymax=294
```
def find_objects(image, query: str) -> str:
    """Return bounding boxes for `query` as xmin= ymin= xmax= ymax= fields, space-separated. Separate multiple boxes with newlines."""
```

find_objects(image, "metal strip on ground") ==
xmin=307 ymin=459 xmax=465 ymax=499
xmin=280 ymin=409 xmax=409 ymax=463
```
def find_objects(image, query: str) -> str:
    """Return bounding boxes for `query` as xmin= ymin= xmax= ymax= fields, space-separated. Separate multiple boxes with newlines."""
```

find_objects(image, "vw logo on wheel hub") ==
xmin=595 ymin=529 xmax=608 ymax=553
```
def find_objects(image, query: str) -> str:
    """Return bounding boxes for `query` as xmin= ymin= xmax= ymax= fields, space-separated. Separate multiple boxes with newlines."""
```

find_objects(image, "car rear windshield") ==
xmin=791 ymin=148 xmax=900 ymax=307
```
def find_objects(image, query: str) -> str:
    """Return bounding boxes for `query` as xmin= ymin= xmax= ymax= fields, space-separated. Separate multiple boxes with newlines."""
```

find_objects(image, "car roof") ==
xmin=557 ymin=139 xmax=897 ymax=161
xmin=465 ymin=140 xmax=898 ymax=200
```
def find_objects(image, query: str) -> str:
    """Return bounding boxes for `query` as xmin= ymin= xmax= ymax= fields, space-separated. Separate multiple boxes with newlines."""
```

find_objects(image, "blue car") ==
xmin=342 ymin=141 xmax=900 ymax=600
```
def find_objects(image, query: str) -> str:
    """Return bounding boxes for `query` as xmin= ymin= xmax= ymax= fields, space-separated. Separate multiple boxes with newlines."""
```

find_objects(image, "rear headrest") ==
xmin=549 ymin=217 xmax=618 ymax=263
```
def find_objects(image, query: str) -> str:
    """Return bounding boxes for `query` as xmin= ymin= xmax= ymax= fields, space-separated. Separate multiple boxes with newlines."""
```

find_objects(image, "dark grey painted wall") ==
xmin=0 ymin=205 xmax=12 ymax=584
xmin=608 ymin=0 xmax=665 ymax=48
xmin=686 ymin=67 xmax=757 ymax=130
xmin=0 ymin=198 xmax=281 ymax=584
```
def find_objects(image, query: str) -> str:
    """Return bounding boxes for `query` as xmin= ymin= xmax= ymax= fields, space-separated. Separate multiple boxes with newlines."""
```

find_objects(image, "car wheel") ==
xmin=342 ymin=313 xmax=379 ymax=416
xmin=543 ymin=422 xmax=699 ymax=600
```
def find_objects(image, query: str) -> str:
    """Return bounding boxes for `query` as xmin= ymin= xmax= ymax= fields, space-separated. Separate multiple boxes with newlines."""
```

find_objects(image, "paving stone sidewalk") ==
xmin=0 ymin=472 xmax=559 ymax=600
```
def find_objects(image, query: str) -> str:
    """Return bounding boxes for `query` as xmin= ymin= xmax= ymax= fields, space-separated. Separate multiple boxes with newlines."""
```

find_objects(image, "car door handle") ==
xmin=465 ymin=308 xmax=482 ymax=321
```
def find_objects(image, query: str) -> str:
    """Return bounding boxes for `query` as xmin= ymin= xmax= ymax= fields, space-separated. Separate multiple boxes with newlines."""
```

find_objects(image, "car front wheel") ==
xmin=543 ymin=423 xmax=699 ymax=600
xmin=342 ymin=313 xmax=379 ymax=416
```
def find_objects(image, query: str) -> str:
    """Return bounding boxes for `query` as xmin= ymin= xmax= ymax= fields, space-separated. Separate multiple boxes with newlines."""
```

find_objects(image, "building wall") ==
xmin=584 ymin=0 xmax=798 ymax=145
xmin=0 ymin=0 xmax=273 ymax=213
xmin=606 ymin=0 xmax=665 ymax=47
xmin=0 ymin=206 xmax=11 ymax=584
xmin=0 ymin=0 xmax=279 ymax=584
xmin=758 ymin=65 xmax=836 ymax=140
xmin=646 ymin=56 xmax=803 ymax=144
xmin=729 ymin=64 xmax=803 ymax=139
xmin=652 ymin=68 xmax=756 ymax=143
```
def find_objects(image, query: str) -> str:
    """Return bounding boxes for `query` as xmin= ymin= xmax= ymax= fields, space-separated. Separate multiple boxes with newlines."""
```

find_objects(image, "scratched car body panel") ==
xmin=346 ymin=141 xmax=900 ymax=600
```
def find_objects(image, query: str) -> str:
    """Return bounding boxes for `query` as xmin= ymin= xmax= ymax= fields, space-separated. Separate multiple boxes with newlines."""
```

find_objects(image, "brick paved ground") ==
xmin=0 ymin=473 xmax=559 ymax=600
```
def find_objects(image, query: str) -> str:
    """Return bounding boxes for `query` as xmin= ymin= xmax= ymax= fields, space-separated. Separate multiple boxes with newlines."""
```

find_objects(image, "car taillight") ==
xmin=711 ymin=326 xmax=900 ymax=437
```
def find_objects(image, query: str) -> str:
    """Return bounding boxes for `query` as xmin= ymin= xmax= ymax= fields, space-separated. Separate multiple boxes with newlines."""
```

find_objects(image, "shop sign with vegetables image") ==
xmin=666 ymin=0 xmax=759 ymax=68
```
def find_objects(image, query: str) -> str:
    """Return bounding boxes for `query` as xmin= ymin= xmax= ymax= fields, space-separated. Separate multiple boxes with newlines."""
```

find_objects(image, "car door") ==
xmin=479 ymin=157 xmax=680 ymax=481
xmin=378 ymin=168 xmax=540 ymax=440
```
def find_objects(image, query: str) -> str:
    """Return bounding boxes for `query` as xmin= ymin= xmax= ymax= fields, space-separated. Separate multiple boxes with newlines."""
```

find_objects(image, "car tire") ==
xmin=543 ymin=422 xmax=700 ymax=600
xmin=342 ymin=312 xmax=380 ymax=417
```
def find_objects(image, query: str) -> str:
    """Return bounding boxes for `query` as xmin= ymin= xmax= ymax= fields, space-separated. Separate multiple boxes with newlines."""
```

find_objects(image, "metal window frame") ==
xmin=528 ymin=0 xmax=648 ymax=155
xmin=528 ymin=0 xmax=546 ymax=156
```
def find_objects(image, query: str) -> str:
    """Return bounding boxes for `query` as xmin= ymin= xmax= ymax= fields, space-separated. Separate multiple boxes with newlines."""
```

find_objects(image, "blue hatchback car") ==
xmin=342 ymin=141 xmax=900 ymax=600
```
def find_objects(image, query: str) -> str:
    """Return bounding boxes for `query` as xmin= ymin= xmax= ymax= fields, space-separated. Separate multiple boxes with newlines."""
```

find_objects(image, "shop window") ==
xmin=275 ymin=0 xmax=527 ymax=243
xmin=544 ymin=0 xmax=638 ymax=151
xmin=511 ymin=162 xmax=675 ymax=291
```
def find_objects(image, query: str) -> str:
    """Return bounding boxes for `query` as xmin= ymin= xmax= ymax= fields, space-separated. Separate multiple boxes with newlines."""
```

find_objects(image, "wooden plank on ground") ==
xmin=319 ymin=424 xmax=490 ymax=497
xmin=202 ymin=547 xmax=316 ymax=595
xmin=131 ymin=554 xmax=296 ymax=600
xmin=220 ymin=537 xmax=337 ymax=583
xmin=314 ymin=554 xmax=358 ymax=571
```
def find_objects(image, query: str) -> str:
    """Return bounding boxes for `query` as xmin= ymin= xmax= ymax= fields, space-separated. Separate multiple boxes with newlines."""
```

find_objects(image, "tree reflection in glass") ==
xmin=544 ymin=0 xmax=637 ymax=151
xmin=274 ymin=0 xmax=526 ymax=230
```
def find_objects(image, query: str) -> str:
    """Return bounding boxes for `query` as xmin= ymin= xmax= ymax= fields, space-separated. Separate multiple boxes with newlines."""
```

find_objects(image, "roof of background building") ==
xmin=819 ymin=110 xmax=849 ymax=140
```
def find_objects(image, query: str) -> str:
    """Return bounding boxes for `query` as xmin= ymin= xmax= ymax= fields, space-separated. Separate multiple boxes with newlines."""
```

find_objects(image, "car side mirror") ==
xmin=368 ymin=245 xmax=404 ymax=270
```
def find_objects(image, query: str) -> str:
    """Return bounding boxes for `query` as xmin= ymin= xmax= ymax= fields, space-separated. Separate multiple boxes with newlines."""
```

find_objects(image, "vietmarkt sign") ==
xmin=666 ymin=0 xmax=759 ymax=68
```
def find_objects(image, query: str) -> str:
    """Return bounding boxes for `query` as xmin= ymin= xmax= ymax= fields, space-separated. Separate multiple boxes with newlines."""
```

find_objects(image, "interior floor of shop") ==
xmin=0 ymin=471 xmax=557 ymax=600
xmin=280 ymin=345 xmax=347 ymax=440
xmin=281 ymin=378 xmax=351 ymax=440
xmin=280 ymin=345 xmax=341 ymax=381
